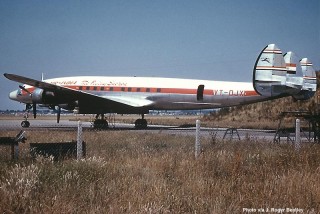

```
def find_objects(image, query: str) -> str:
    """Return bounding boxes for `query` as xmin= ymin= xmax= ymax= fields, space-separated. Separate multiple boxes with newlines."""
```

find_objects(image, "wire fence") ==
xmin=0 ymin=118 xmax=315 ymax=162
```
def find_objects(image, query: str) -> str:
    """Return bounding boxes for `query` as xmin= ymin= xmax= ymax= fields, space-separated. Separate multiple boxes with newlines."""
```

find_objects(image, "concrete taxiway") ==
xmin=0 ymin=119 xmax=279 ymax=142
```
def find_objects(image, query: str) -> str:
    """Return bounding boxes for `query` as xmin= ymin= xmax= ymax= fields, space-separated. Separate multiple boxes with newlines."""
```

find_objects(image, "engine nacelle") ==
xmin=58 ymin=101 xmax=78 ymax=111
xmin=32 ymin=88 xmax=57 ymax=104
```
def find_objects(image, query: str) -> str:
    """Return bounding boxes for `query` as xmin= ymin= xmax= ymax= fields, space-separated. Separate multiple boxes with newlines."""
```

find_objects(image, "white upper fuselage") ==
xmin=13 ymin=76 xmax=264 ymax=112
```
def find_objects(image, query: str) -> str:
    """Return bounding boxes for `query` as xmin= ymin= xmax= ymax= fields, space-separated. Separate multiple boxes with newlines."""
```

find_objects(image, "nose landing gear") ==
xmin=20 ymin=104 xmax=32 ymax=128
xmin=21 ymin=120 xmax=30 ymax=128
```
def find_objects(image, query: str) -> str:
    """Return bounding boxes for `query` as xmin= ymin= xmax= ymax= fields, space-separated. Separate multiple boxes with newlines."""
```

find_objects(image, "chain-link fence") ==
xmin=0 ymin=117 xmax=315 ymax=162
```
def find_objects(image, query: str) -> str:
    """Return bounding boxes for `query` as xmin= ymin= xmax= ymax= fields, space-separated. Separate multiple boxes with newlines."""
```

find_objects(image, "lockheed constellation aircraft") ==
xmin=4 ymin=44 xmax=317 ymax=128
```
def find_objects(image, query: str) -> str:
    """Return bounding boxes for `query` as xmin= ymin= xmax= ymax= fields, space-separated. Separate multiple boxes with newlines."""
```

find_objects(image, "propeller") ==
xmin=57 ymin=106 xmax=61 ymax=123
xmin=25 ymin=103 xmax=32 ymax=110
xmin=49 ymin=105 xmax=61 ymax=123
xmin=19 ymin=85 xmax=31 ymax=94
xmin=32 ymin=102 xmax=37 ymax=118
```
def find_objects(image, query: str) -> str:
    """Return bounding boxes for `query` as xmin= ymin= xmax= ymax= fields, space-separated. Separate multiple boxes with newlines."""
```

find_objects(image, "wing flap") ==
xmin=104 ymin=96 xmax=154 ymax=107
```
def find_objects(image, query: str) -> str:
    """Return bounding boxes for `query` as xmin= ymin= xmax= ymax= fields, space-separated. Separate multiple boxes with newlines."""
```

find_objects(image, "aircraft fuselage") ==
xmin=9 ymin=76 xmax=265 ymax=114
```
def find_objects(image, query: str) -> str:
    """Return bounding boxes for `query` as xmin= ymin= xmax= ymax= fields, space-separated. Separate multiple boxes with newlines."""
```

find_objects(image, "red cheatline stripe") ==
xmin=256 ymin=66 xmax=287 ymax=71
xmin=286 ymin=63 xmax=296 ymax=67
xmin=263 ymin=49 xmax=282 ymax=54
xmin=301 ymin=63 xmax=313 ymax=66
xmin=19 ymin=86 xmax=259 ymax=97
xmin=244 ymin=91 xmax=259 ymax=96
xmin=256 ymin=66 xmax=287 ymax=69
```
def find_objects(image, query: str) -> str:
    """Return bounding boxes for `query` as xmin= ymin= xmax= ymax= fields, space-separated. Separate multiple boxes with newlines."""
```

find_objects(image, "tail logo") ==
xmin=261 ymin=58 xmax=271 ymax=64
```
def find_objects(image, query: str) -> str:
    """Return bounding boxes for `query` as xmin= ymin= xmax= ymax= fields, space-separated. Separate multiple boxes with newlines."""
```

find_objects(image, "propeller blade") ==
xmin=57 ymin=106 xmax=61 ymax=123
xmin=25 ymin=103 xmax=32 ymax=111
xmin=19 ymin=85 xmax=31 ymax=94
xmin=32 ymin=102 xmax=37 ymax=118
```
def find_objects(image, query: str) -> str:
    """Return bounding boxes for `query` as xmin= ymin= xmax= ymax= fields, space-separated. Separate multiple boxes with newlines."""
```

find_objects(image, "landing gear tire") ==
xmin=21 ymin=121 xmax=30 ymax=128
xmin=93 ymin=119 xmax=109 ymax=129
xmin=135 ymin=119 xmax=147 ymax=129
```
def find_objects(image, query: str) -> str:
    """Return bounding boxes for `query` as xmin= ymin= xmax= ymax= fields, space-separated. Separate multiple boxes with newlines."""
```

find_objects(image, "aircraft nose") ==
xmin=9 ymin=90 xmax=18 ymax=101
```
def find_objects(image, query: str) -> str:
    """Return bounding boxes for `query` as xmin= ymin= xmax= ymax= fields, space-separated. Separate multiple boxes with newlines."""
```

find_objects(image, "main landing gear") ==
xmin=92 ymin=113 xmax=148 ymax=129
xmin=93 ymin=114 xmax=109 ymax=129
xmin=134 ymin=114 xmax=148 ymax=129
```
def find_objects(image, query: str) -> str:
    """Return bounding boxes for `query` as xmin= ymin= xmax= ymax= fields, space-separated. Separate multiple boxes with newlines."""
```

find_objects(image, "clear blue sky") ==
xmin=1 ymin=0 xmax=319 ymax=110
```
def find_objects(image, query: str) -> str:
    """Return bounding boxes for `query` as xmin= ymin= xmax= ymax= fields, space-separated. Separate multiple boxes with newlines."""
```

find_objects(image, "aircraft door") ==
xmin=197 ymin=85 xmax=204 ymax=101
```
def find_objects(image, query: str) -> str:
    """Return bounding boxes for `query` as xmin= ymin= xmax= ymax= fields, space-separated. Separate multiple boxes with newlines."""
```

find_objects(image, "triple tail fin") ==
xmin=283 ymin=51 xmax=303 ymax=90
xmin=294 ymin=58 xmax=317 ymax=100
xmin=253 ymin=44 xmax=317 ymax=100
xmin=253 ymin=44 xmax=287 ymax=97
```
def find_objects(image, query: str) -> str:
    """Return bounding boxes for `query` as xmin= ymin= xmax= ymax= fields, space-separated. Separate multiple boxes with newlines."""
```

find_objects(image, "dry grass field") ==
xmin=0 ymin=129 xmax=320 ymax=213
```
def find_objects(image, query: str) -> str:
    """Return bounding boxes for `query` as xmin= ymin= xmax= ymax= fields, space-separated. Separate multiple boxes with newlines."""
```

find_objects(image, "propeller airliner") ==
xmin=4 ymin=44 xmax=317 ymax=128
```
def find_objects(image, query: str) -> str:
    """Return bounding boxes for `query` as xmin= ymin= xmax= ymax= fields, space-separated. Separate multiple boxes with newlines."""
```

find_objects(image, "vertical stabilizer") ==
xmin=283 ymin=51 xmax=303 ymax=91
xmin=253 ymin=44 xmax=287 ymax=96
xmin=297 ymin=58 xmax=317 ymax=99
xmin=301 ymin=58 xmax=317 ymax=91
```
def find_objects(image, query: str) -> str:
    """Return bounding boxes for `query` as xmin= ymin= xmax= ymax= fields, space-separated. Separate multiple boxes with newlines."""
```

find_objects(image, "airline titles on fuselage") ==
xmin=49 ymin=80 xmax=128 ymax=87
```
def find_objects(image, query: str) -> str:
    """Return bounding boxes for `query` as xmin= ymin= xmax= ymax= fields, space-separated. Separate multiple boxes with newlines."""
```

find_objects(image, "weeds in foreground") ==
xmin=0 ymin=130 xmax=320 ymax=213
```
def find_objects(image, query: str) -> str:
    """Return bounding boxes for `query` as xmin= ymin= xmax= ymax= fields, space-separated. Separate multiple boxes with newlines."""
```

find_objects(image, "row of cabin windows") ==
xmin=78 ymin=86 xmax=161 ymax=93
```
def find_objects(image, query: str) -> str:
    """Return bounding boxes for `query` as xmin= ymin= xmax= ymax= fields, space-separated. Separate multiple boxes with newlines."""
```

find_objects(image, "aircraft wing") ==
xmin=104 ymin=96 xmax=154 ymax=107
xmin=4 ymin=73 xmax=154 ymax=112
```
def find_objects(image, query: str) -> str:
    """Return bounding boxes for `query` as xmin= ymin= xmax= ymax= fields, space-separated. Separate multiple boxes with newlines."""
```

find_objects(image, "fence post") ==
xmin=77 ymin=121 xmax=83 ymax=159
xmin=295 ymin=119 xmax=301 ymax=150
xmin=10 ymin=143 xmax=19 ymax=160
xmin=14 ymin=143 xmax=19 ymax=159
xmin=195 ymin=119 xmax=201 ymax=158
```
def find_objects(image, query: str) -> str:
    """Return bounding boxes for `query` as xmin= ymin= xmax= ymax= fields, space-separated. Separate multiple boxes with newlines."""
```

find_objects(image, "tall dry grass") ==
xmin=0 ymin=130 xmax=320 ymax=213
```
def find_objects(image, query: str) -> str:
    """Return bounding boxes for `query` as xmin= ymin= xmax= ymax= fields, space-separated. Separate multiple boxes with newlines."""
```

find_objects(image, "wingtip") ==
xmin=3 ymin=73 xmax=14 ymax=80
